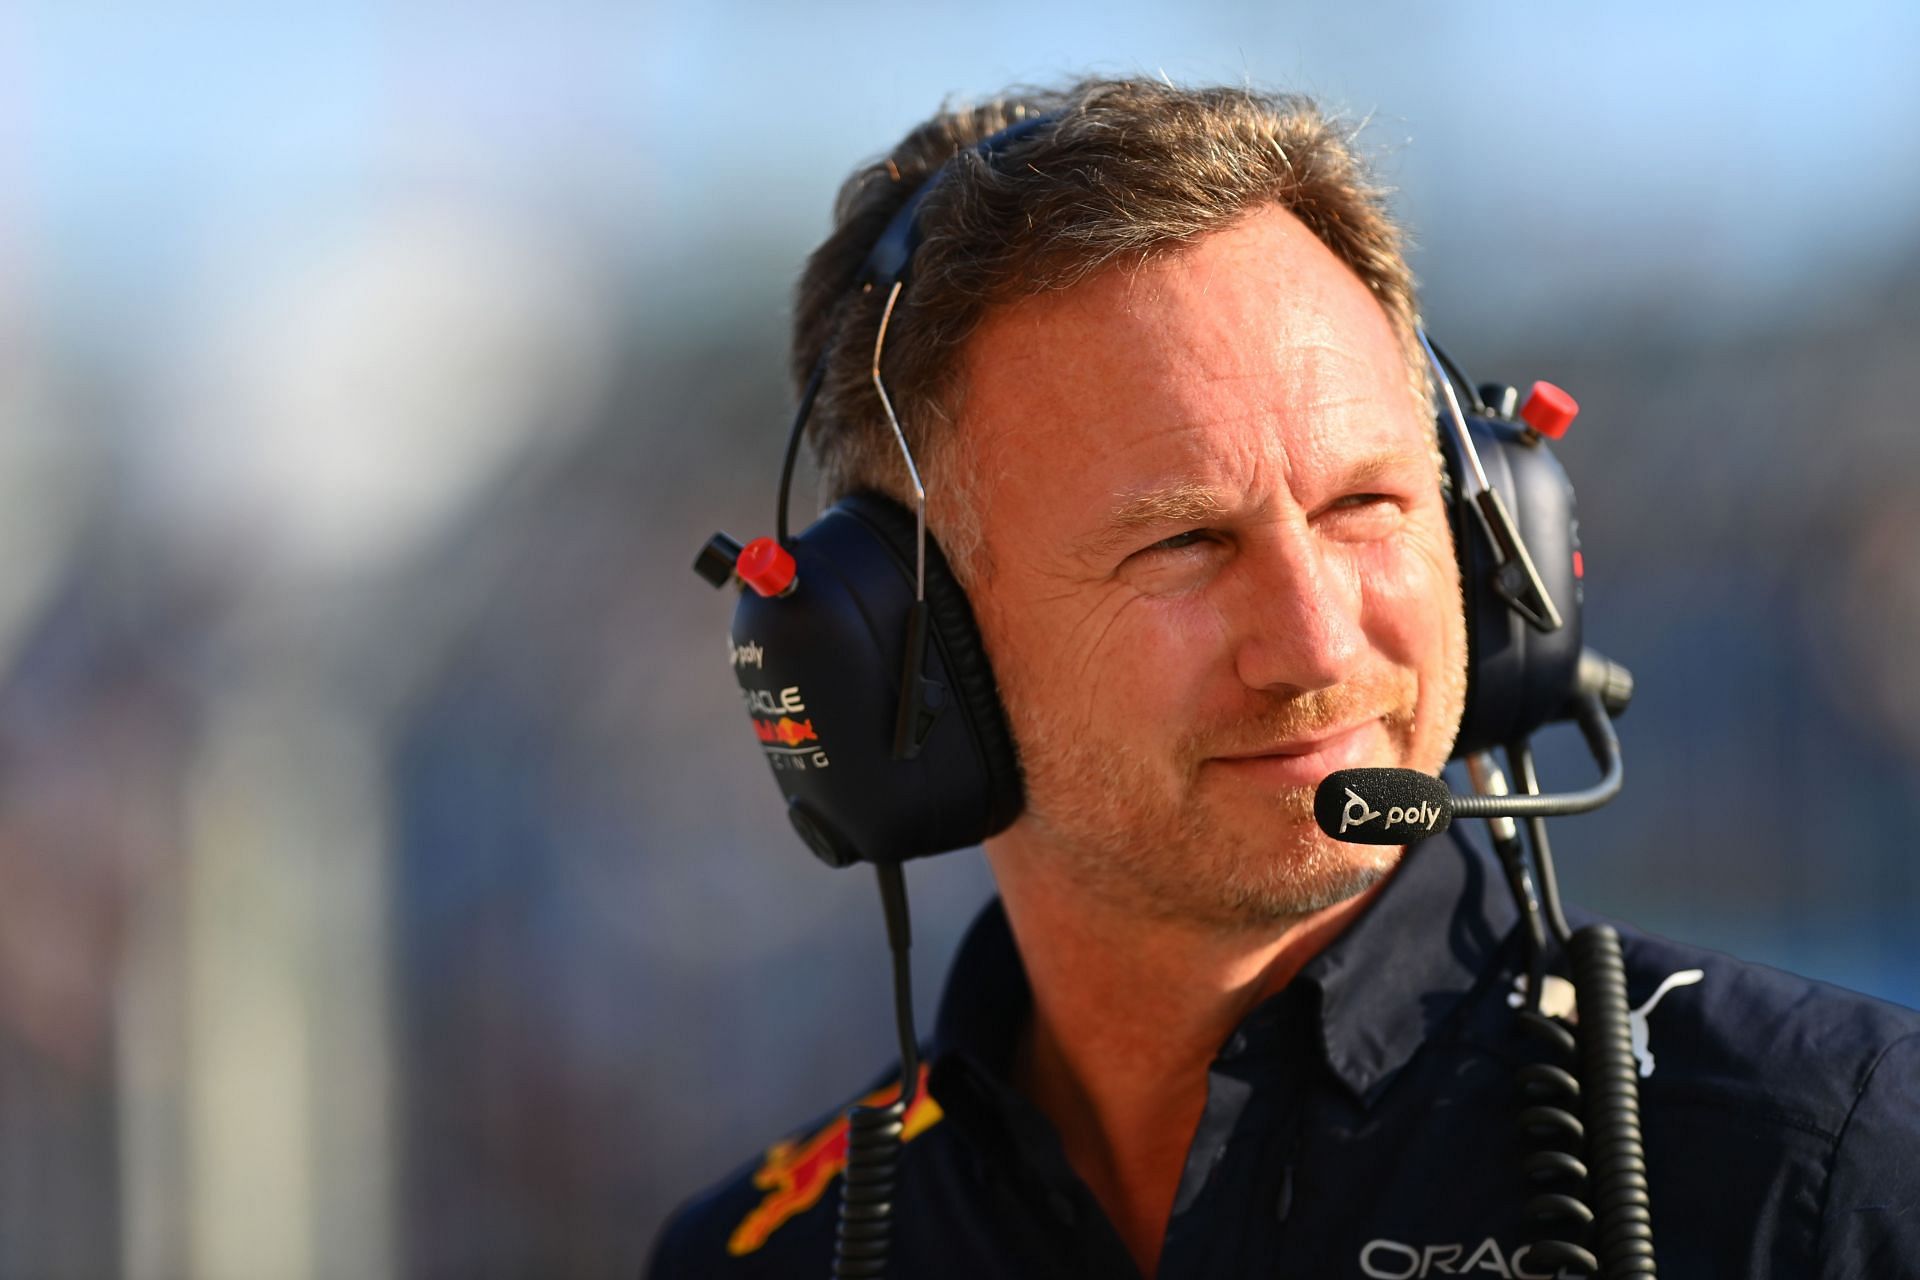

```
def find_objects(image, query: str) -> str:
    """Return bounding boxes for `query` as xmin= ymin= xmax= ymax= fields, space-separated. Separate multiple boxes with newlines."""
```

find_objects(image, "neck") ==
xmin=985 ymin=835 xmax=1388 ymax=1278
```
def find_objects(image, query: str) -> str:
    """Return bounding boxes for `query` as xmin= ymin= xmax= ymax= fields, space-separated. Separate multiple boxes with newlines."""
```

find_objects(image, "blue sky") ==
xmin=12 ymin=1 xmax=1920 ymax=354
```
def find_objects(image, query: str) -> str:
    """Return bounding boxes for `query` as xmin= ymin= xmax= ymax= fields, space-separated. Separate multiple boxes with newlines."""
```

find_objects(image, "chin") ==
xmin=1106 ymin=797 xmax=1404 ymax=930
xmin=1209 ymin=828 xmax=1403 ymax=925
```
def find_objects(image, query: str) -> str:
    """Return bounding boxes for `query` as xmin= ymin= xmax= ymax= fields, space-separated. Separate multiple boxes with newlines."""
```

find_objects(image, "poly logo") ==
xmin=1339 ymin=787 xmax=1382 ymax=834
xmin=1338 ymin=788 xmax=1446 ymax=835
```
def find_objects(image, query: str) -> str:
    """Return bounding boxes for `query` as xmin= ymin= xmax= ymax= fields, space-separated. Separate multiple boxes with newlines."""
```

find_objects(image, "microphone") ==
xmin=1312 ymin=769 xmax=1455 ymax=844
xmin=1315 ymin=692 xmax=1627 ymax=845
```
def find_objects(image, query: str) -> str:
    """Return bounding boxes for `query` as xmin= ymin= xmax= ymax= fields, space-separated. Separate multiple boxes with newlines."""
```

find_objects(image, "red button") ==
xmin=737 ymin=537 xmax=797 ymax=597
xmin=1520 ymin=381 xmax=1578 ymax=439
xmin=1573 ymin=550 xmax=1585 ymax=579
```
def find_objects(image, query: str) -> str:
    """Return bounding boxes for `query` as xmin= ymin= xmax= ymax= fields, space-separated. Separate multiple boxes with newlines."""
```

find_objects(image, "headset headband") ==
xmin=855 ymin=112 xmax=1057 ymax=291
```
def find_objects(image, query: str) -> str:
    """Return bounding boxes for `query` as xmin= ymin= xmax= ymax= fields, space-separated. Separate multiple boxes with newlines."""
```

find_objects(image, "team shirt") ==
xmin=649 ymin=832 xmax=1920 ymax=1278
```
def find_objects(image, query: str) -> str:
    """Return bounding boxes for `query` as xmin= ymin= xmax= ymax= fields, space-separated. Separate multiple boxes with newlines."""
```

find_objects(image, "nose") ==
xmin=1228 ymin=529 xmax=1365 ymax=695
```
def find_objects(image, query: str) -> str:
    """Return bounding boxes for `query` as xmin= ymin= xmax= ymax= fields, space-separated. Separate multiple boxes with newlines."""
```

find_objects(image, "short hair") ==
xmin=791 ymin=76 xmax=1426 ymax=571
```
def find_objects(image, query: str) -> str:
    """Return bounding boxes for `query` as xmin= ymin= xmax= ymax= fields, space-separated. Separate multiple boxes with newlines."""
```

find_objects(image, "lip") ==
xmin=1206 ymin=719 xmax=1385 ymax=788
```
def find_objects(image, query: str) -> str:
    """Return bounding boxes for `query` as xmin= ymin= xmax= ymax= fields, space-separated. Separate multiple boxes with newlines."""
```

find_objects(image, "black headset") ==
xmin=695 ymin=115 xmax=1591 ymax=872
xmin=695 ymin=113 xmax=1658 ymax=1280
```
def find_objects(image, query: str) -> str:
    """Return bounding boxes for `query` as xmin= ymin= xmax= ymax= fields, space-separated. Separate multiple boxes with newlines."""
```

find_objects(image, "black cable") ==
xmin=1508 ymin=739 xmax=1575 ymax=948
xmin=776 ymin=353 xmax=832 ymax=544
xmin=1567 ymin=924 xmax=1659 ymax=1276
xmin=831 ymin=863 xmax=918 ymax=1280
xmin=1489 ymin=823 xmax=1550 ymax=1012
xmin=1452 ymin=695 xmax=1623 ymax=823
xmin=1497 ymin=718 xmax=1656 ymax=1277
xmin=876 ymin=863 xmax=921 ymax=1095
xmin=833 ymin=1098 xmax=905 ymax=1280
xmin=1513 ymin=990 xmax=1598 ymax=1277
xmin=1504 ymin=738 xmax=1595 ymax=1275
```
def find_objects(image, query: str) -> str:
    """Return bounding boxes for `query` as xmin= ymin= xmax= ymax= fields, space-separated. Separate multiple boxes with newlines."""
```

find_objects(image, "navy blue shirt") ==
xmin=649 ymin=833 xmax=1920 ymax=1277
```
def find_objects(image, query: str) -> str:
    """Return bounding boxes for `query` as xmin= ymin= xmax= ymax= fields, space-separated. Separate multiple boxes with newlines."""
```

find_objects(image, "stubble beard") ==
xmin=1004 ymin=672 xmax=1451 ymax=932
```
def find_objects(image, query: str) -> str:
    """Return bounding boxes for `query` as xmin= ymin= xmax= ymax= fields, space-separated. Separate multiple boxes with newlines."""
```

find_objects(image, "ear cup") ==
xmin=837 ymin=493 xmax=1025 ymax=817
xmin=1446 ymin=413 xmax=1586 ymax=757
xmin=725 ymin=493 xmax=1023 ymax=866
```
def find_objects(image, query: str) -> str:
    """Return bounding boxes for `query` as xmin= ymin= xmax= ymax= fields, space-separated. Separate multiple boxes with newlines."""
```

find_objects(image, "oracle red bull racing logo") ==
xmin=753 ymin=716 xmax=818 ymax=748
xmin=741 ymin=681 xmax=832 ymax=772
xmin=727 ymin=1065 xmax=942 ymax=1256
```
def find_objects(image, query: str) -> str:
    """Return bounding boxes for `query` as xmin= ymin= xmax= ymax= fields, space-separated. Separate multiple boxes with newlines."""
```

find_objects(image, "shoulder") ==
xmin=644 ymin=1065 xmax=946 ymax=1280
xmin=1605 ymin=922 xmax=1920 ymax=1132
xmin=1592 ymin=924 xmax=1920 ymax=1271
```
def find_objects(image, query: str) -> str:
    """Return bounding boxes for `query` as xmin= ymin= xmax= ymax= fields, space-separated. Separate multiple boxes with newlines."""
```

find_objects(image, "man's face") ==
xmin=954 ymin=205 xmax=1467 ymax=929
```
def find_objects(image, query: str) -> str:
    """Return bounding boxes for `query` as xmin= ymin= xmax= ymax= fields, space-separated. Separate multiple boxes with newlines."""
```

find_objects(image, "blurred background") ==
xmin=2 ymin=1 xmax=1917 ymax=1275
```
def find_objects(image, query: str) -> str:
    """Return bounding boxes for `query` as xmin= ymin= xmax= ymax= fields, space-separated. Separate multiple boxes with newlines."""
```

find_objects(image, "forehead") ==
xmin=954 ymin=205 xmax=1426 ymax=521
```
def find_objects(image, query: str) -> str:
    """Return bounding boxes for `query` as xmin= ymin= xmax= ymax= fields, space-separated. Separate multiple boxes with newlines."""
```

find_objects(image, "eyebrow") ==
xmin=1332 ymin=448 xmax=1431 ymax=493
xmin=1074 ymin=482 xmax=1228 ymax=558
xmin=1074 ymin=449 xmax=1429 ymax=559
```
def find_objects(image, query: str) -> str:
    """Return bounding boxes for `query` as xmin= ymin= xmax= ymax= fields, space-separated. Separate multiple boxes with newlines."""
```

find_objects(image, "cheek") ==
xmin=972 ymin=579 xmax=1107 ymax=742
xmin=981 ymin=574 xmax=1229 ymax=737
xmin=1104 ymin=597 xmax=1234 ymax=696
xmin=1355 ymin=523 xmax=1463 ymax=665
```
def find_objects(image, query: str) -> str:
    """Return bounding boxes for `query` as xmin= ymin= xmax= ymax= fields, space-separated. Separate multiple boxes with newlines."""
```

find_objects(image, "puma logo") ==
xmin=1506 ymin=966 xmax=1705 ymax=1079
xmin=1629 ymin=968 xmax=1703 ymax=1078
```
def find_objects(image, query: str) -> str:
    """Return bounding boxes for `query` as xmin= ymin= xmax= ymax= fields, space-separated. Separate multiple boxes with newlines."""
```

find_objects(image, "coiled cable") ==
xmin=1567 ymin=924 xmax=1657 ymax=1276
xmin=831 ymin=862 xmax=919 ymax=1280
xmin=833 ymin=1095 xmax=908 ymax=1278
xmin=1515 ymin=1004 xmax=1600 ymax=1276
xmin=1502 ymin=739 xmax=1656 ymax=1277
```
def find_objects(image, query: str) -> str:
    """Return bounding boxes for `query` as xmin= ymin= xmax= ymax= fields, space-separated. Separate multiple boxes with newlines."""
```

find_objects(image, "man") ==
xmin=652 ymin=79 xmax=1920 ymax=1278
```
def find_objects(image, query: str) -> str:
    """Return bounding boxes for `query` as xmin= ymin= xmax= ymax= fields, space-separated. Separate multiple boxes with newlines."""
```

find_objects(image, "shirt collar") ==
xmin=1292 ymin=828 xmax=1518 ymax=1103
xmin=931 ymin=894 xmax=1031 ymax=1079
xmin=929 ymin=829 xmax=1517 ymax=1108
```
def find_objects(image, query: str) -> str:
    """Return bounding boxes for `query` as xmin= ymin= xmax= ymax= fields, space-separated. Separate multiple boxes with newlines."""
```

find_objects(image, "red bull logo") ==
xmin=752 ymin=716 xmax=818 ymax=747
xmin=727 ymin=1065 xmax=942 ymax=1257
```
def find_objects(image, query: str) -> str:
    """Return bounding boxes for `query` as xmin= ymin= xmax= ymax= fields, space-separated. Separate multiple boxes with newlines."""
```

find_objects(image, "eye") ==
xmin=1118 ymin=527 xmax=1225 ymax=594
xmin=1142 ymin=529 xmax=1215 ymax=554
xmin=1319 ymin=492 xmax=1405 ymax=541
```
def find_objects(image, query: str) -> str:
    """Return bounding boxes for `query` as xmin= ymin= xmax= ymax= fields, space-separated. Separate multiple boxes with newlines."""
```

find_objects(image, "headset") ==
xmin=695 ymin=113 xmax=1650 ymax=1278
